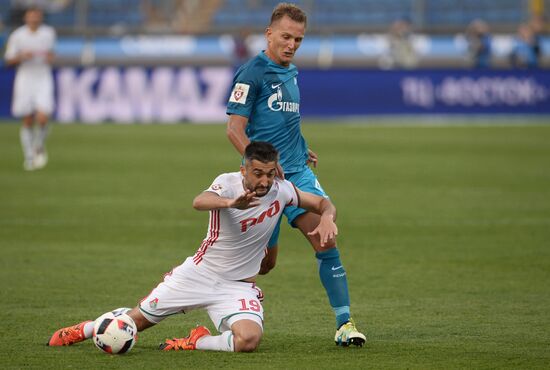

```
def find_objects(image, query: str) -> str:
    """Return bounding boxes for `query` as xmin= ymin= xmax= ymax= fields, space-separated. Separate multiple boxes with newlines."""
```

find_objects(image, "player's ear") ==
xmin=240 ymin=165 xmax=246 ymax=177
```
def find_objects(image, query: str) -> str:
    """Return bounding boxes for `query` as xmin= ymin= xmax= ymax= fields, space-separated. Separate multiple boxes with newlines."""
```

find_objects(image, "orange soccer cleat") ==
xmin=159 ymin=326 xmax=211 ymax=351
xmin=47 ymin=320 xmax=92 ymax=346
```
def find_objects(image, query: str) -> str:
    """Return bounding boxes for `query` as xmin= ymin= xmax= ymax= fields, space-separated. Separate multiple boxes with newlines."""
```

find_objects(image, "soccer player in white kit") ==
xmin=47 ymin=142 xmax=339 ymax=352
xmin=4 ymin=7 xmax=56 ymax=171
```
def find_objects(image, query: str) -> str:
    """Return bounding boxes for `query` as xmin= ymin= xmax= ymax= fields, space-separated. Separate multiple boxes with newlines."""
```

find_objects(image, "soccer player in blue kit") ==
xmin=226 ymin=3 xmax=366 ymax=347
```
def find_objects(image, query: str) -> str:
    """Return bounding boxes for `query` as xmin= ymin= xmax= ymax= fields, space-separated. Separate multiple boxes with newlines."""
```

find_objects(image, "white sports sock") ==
xmin=20 ymin=127 xmax=35 ymax=161
xmin=195 ymin=330 xmax=234 ymax=352
xmin=35 ymin=125 xmax=49 ymax=152
xmin=83 ymin=321 xmax=95 ymax=339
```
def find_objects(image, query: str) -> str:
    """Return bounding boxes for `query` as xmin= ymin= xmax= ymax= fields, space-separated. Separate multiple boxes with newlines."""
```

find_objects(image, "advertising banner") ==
xmin=1 ymin=67 xmax=549 ymax=122
xmin=299 ymin=69 xmax=550 ymax=116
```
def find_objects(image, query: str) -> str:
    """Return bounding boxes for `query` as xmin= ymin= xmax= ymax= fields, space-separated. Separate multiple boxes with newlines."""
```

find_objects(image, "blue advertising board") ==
xmin=1 ymin=67 xmax=549 ymax=122
xmin=299 ymin=69 xmax=550 ymax=116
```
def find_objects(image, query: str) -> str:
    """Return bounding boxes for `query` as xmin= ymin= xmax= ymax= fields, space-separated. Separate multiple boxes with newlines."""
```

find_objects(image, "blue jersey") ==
xmin=227 ymin=51 xmax=309 ymax=173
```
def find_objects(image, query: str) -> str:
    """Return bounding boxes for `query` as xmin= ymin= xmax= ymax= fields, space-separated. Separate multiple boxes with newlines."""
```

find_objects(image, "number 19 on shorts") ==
xmin=238 ymin=299 xmax=261 ymax=312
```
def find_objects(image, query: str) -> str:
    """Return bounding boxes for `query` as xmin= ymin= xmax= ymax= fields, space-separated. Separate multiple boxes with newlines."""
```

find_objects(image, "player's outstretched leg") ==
xmin=47 ymin=320 xmax=94 ymax=346
xmin=160 ymin=326 xmax=211 ymax=351
xmin=47 ymin=307 xmax=138 ymax=347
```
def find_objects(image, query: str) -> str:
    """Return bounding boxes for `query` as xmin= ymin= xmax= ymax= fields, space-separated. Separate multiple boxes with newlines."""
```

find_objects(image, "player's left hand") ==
xmin=230 ymin=189 xmax=260 ymax=209
xmin=307 ymin=149 xmax=318 ymax=168
xmin=307 ymin=216 xmax=338 ymax=247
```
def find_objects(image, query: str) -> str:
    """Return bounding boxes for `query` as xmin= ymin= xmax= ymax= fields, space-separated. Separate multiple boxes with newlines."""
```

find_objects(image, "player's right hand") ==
xmin=230 ymin=189 xmax=260 ymax=209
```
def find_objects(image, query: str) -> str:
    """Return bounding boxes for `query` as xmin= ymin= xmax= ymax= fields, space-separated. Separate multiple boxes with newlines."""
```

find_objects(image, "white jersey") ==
xmin=192 ymin=172 xmax=299 ymax=280
xmin=4 ymin=24 xmax=56 ymax=81
xmin=4 ymin=24 xmax=56 ymax=116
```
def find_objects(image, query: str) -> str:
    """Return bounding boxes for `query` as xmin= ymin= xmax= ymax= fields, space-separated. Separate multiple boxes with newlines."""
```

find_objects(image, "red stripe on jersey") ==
xmin=194 ymin=210 xmax=220 ymax=263
xmin=193 ymin=209 xmax=220 ymax=264
xmin=196 ymin=210 xmax=217 ymax=256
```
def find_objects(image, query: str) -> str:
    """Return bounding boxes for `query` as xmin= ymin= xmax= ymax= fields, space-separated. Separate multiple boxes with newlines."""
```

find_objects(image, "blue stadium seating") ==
xmin=212 ymin=0 xmax=531 ymax=31
xmin=0 ymin=0 xmax=542 ymax=33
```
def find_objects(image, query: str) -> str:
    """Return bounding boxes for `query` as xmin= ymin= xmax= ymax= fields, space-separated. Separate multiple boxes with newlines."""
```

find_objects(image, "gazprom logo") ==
xmin=267 ymin=86 xmax=300 ymax=112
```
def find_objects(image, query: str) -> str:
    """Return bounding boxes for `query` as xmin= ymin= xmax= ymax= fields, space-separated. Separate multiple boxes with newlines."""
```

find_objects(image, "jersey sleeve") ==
xmin=204 ymin=173 xmax=235 ymax=198
xmin=226 ymin=63 xmax=262 ymax=118
xmin=4 ymin=32 xmax=19 ymax=61
xmin=281 ymin=179 xmax=300 ymax=208
xmin=48 ymin=26 xmax=57 ymax=51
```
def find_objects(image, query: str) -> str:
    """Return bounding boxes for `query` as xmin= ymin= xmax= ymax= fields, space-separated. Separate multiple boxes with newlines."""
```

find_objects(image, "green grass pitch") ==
xmin=0 ymin=121 xmax=549 ymax=369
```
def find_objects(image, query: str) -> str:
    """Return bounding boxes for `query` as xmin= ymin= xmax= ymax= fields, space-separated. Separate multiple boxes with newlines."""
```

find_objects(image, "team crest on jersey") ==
xmin=149 ymin=298 xmax=159 ymax=309
xmin=229 ymin=83 xmax=250 ymax=104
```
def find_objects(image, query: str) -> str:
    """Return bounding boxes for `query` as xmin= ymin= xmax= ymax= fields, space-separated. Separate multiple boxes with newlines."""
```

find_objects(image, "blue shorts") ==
xmin=268 ymin=166 xmax=329 ymax=248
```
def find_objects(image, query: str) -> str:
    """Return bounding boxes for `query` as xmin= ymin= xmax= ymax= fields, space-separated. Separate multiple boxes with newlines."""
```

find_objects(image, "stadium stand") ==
xmin=0 ymin=0 xmax=542 ymax=34
xmin=210 ymin=0 xmax=532 ymax=33
xmin=0 ymin=0 xmax=548 ymax=67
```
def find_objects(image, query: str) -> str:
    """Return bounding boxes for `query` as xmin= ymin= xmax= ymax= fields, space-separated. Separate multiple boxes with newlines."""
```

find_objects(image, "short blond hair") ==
xmin=270 ymin=3 xmax=307 ymax=27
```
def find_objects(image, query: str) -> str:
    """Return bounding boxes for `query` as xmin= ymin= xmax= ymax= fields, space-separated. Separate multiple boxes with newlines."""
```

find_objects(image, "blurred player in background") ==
xmin=510 ymin=23 xmax=538 ymax=68
xmin=226 ymin=2 xmax=366 ymax=347
xmin=466 ymin=19 xmax=492 ymax=68
xmin=48 ymin=142 xmax=339 ymax=352
xmin=4 ymin=7 xmax=56 ymax=171
xmin=383 ymin=17 xmax=418 ymax=69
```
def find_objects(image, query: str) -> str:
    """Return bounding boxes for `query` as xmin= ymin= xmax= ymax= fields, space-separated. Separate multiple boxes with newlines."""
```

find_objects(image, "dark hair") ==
xmin=25 ymin=6 xmax=43 ymax=14
xmin=270 ymin=3 xmax=307 ymax=27
xmin=244 ymin=142 xmax=279 ymax=164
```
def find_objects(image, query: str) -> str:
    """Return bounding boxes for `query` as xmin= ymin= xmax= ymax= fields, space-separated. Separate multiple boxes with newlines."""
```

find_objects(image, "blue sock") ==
xmin=316 ymin=248 xmax=351 ymax=328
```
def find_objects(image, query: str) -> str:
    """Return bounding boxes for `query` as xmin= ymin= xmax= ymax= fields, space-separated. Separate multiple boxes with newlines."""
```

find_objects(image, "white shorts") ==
xmin=12 ymin=74 xmax=54 ymax=117
xmin=139 ymin=257 xmax=264 ymax=332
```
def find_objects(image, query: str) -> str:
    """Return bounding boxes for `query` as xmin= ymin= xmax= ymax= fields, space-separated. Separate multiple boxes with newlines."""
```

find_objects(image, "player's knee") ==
xmin=233 ymin=331 xmax=262 ymax=352
xmin=311 ymin=238 xmax=337 ymax=252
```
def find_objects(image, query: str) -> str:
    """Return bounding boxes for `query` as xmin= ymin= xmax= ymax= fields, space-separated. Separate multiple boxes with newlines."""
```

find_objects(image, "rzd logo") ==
xmin=240 ymin=200 xmax=280 ymax=232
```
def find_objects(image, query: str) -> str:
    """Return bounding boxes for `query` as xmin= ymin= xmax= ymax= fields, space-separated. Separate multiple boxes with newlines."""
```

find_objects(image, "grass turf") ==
xmin=0 ymin=121 xmax=549 ymax=369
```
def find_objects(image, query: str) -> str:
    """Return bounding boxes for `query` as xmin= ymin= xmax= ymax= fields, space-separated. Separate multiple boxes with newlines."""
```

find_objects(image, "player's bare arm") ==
xmin=5 ymin=51 xmax=33 ymax=66
xmin=297 ymin=189 xmax=338 ymax=247
xmin=227 ymin=115 xmax=285 ymax=179
xmin=193 ymin=190 xmax=260 ymax=211
xmin=227 ymin=114 xmax=250 ymax=155
xmin=259 ymin=246 xmax=278 ymax=275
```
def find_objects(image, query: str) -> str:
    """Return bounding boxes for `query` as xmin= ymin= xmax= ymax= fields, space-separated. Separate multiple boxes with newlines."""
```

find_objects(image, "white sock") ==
xmin=195 ymin=330 xmax=234 ymax=352
xmin=83 ymin=321 xmax=95 ymax=339
xmin=35 ymin=125 xmax=49 ymax=152
xmin=20 ymin=127 xmax=35 ymax=161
